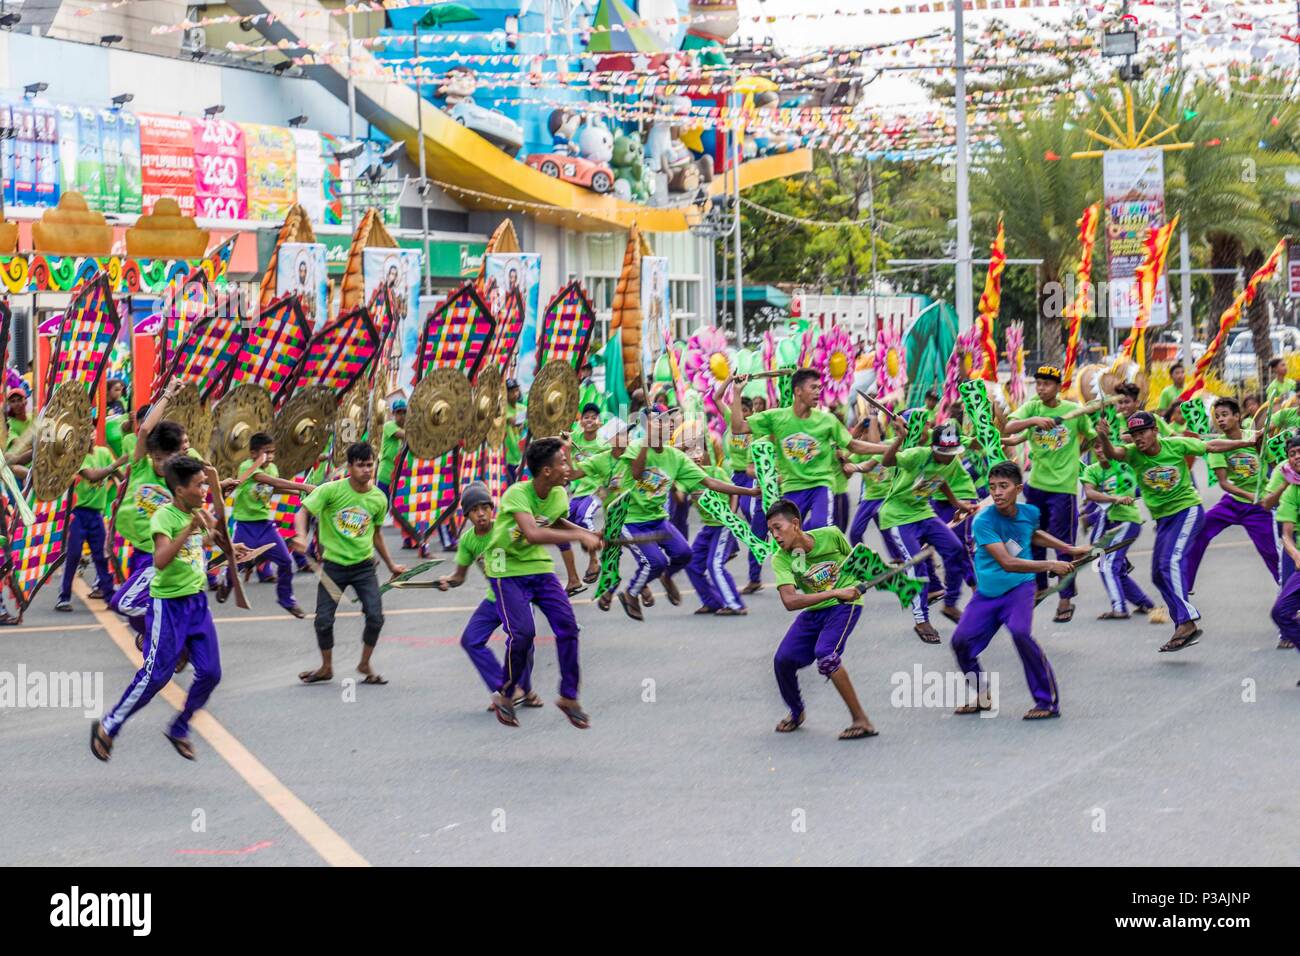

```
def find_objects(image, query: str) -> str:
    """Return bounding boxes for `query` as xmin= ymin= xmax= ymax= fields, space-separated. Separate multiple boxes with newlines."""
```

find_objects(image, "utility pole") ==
xmin=413 ymin=26 xmax=432 ymax=295
xmin=346 ymin=10 xmax=358 ymax=229
xmin=1175 ymin=0 xmax=1195 ymax=367
xmin=732 ymin=126 xmax=744 ymax=346
xmin=953 ymin=0 xmax=973 ymax=332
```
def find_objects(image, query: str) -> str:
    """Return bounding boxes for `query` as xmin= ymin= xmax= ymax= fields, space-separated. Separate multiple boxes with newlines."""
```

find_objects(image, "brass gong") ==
xmin=464 ymin=366 xmax=502 ymax=449
xmin=334 ymin=382 xmax=369 ymax=466
xmin=526 ymin=360 xmax=579 ymax=439
xmin=167 ymin=381 xmax=213 ymax=458
xmin=32 ymin=384 xmax=93 ymax=501
xmin=406 ymin=368 xmax=471 ymax=459
xmin=272 ymin=385 xmax=337 ymax=477
xmin=209 ymin=384 xmax=273 ymax=477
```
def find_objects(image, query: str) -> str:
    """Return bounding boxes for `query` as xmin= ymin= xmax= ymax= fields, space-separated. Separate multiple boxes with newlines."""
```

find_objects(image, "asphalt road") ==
xmin=3 ymin=514 xmax=1298 ymax=866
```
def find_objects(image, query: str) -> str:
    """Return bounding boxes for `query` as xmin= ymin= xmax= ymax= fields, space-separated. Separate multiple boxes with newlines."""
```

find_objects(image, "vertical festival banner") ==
xmin=240 ymin=122 xmax=297 ymax=222
xmin=640 ymin=256 xmax=671 ymax=393
xmin=1103 ymin=148 xmax=1168 ymax=329
xmin=138 ymin=112 xmax=196 ymax=215
xmin=484 ymin=253 xmax=543 ymax=389
xmin=190 ymin=116 xmax=247 ymax=220
xmin=117 ymin=110 xmax=142 ymax=214
xmin=292 ymin=127 xmax=328 ymax=225
xmin=364 ymin=248 xmax=423 ymax=396
xmin=276 ymin=242 xmax=329 ymax=331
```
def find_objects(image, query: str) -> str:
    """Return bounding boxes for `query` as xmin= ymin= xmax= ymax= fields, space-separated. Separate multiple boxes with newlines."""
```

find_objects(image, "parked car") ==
xmin=1223 ymin=327 xmax=1300 ymax=383
xmin=525 ymin=152 xmax=615 ymax=194
xmin=448 ymin=101 xmax=523 ymax=157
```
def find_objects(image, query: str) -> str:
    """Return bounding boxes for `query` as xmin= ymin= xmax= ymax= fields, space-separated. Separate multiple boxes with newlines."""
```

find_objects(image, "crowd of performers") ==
xmin=13 ymin=353 xmax=1295 ymax=760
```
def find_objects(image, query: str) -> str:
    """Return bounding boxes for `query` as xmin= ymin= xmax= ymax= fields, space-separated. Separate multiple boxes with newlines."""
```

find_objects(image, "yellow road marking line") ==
xmin=74 ymin=578 xmax=369 ymax=868
xmin=9 ymin=622 xmax=105 ymax=633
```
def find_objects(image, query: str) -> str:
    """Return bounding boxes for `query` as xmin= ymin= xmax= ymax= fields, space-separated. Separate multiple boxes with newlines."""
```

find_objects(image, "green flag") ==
xmin=602 ymin=330 xmax=629 ymax=417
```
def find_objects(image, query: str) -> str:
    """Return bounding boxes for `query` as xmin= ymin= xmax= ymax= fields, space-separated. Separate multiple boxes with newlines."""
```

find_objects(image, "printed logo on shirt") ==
xmin=635 ymin=468 xmax=671 ymax=498
xmin=254 ymin=482 xmax=274 ymax=505
xmin=511 ymin=515 xmax=552 ymax=544
xmin=134 ymin=484 xmax=171 ymax=520
xmin=781 ymin=433 xmax=820 ymax=464
xmin=911 ymin=475 xmax=945 ymax=500
xmin=1031 ymin=422 xmax=1069 ymax=452
xmin=180 ymin=533 xmax=206 ymax=574
xmin=1226 ymin=452 xmax=1259 ymax=480
xmin=1004 ymin=538 xmax=1022 ymax=557
xmin=796 ymin=559 xmax=840 ymax=593
xmin=728 ymin=432 xmax=752 ymax=452
xmin=333 ymin=505 xmax=373 ymax=540
xmin=1141 ymin=465 xmax=1180 ymax=493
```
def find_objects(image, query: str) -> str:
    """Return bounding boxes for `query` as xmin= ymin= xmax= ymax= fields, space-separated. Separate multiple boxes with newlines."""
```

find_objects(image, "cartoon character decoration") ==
xmin=437 ymin=66 xmax=524 ymax=157
xmin=547 ymin=108 xmax=581 ymax=156
xmin=875 ymin=322 xmax=907 ymax=399
xmin=526 ymin=122 xmax=616 ymax=193
xmin=612 ymin=131 xmax=651 ymax=203
xmin=683 ymin=326 xmax=731 ymax=436
xmin=578 ymin=123 xmax=614 ymax=167
xmin=647 ymin=97 xmax=712 ymax=201
xmin=437 ymin=66 xmax=477 ymax=108
xmin=813 ymin=327 xmax=855 ymax=409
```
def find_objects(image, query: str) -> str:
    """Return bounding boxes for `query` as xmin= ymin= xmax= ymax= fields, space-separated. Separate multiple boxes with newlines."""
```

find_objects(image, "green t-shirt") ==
xmin=721 ymin=407 xmax=752 ymax=472
xmin=1081 ymin=460 xmax=1142 ymax=525
xmin=568 ymin=426 xmax=608 ymax=473
xmin=858 ymin=455 xmax=893 ymax=501
xmin=1266 ymin=379 xmax=1295 ymax=404
xmin=880 ymin=447 xmax=950 ymax=530
xmin=302 ymin=479 xmax=388 ymax=566
xmin=621 ymin=444 xmax=708 ymax=525
xmin=485 ymin=479 xmax=569 ymax=578
xmin=377 ymin=419 xmax=401 ymax=487
xmin=697 ymin=464 xmax=732 ymax=527
xmin=1157 ymin=384 xmax=1181 ymax=410
xmin=105 ymin=413 xmax=129 ymax=457
xmin=5 ymin=415 xmax=28 ymax=450
xmin=72 ymin=446 xmax=116 ymax=514
xmin=1120 ymin=436 xmax=1207 ymax=519
xmin=1206 ymin=430 xmax=1264 ymax=504
xmin=455 ymin=527 xmax=496 ymax=602
xmin=771 ymin=526 xmax=859 ymax=610
xmin=1009 ymin=397 xmax=1096 ymax=494
xmin=746 ymin=407 xmax=853 ymax=492
xmin=149 ymin=503 xmax=207 ymax=599
xmin=505 ymin=402 xmax=523 ymax=467
xmin=937 ymin=449 xmax=978 ymax=501
xmin=233 ymin=459 xmax=278 ymax=523
xmin=1275 ymin=481 xmax=1300 ymax=525
xmin=571 ymin=447 xmax=627 ymax=499
xmin=1271 ymin=408 xmax=1300 ymax=432
xmin=116 ymin=456 xmax=170 ymax=551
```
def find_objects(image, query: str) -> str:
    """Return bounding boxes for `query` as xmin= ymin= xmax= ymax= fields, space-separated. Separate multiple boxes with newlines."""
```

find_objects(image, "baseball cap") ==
xmin=6 ymin=387 xmax=25 ymax=399
xmin=1035 ymin=365 xmax=1063 ymax=383
xmin=390 ymin=397 xmax=407 ymax=411
xmin=1126 ymin=410 xmax=1157 ymax=433
xmin=931 ymin=421 xmax=963 ymax=453
xmin=461 ymin=482 xmax=492 ymax=511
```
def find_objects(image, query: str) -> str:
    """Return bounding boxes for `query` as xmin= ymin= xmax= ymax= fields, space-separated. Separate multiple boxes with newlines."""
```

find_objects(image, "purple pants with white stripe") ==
xmin=232 ymin=519 xmax=297 ymax=609
xmin=490 ymin=573 xmax=580 ymax=699
xmin=1023 ymin=486 xmax=1079 ymax=599
xmin=773 ymin=603 xmax=861 ymax=718
xmin=109 ymin=548 xmax=157 ymax=640
xmin=686 ymin=525 xmax=743 ymax=611
xmin=1151 ymin=505 xmax=1205 ymax=627
xmin=882 ymin=516 xmax=971 ymax=622
xmin=1184 ymin=494 xmax=1280 ymax=590
xmin=950 ymin=580 xmax=1058 ymax=713
xmin=102 ymin=592 xmax=221 ymax=740
xmin=731 ymin=471 xmax=763 ymax=584
xmin=59 ymin=507 xmax=115 ymax=603
xmin=623 ymin=518 xmax=691 ymax=595
xmin=849 ymin=497 xmax=884 ymax=546
xmin=1090 ymin=517 xmax=1151 ymax=614
xmin=557 ymin=494 xmax=600 ymax=553
xmin=1269 ymin=568 xmax=1300 ymax=651
xmin=460 ymin=598 xmax=532 ymax=694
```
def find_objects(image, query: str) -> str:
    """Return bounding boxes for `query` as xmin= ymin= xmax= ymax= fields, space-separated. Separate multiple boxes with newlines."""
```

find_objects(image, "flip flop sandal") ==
xmin=914 ymin=624 xmax=941 ymax=645
xmin=514 ymin=693 xmax=545 ymax=708
xmin=298 ymin=670 xmax=333 ymax=684
xmin=661 ymin=577 xmax=682 ymax=606
xmin=694 ymin=606 xmax=719 ymax=615
xmin=716 ymin=607 xmax=747 ymax=616
xmin=492 ymin=699 xmax=520 ymax=728
xmin=1022 ymin=709 xmax=1060 ymax=720
xmin=556 ymin=701 xmax=590 ymax=729
xmin=1097 ymin=611 xmax=1130 ymax=620
xmin=954 ymin=702 xmax=991 ymax=715
xmin=740 ymin=582 xmax=763 ymax=595
xmin=565 ymin=583 xmax=588 ymax=597
xmin=1159 ymin=630 xmax=1202 ymax=653
xmin=774 ymin=715 xmax=805 ymax=733
xmin=839 ymin=725 xmax=879 ymax=740
xmin=1277 ymin=638 xmax=1295 ymax=650
xmin=164 ymin=732 xmax=197 ymax=761
xmin=618 ymin=591 xmax=644 ymax=622
xmin=360 ymin=673 xmax=389 ymax=685
xmin=640 ymin=588 xmax=655 ymax=608
xmin=1053 ymin=606 xmax=1075 ymax=623
xmin=89 ymin=722 xmax=113 ymax=762
xmin=583 ymin=569 xmax=600 ymax=584
xmin=596 ymin=592 xmax=613 ymax=612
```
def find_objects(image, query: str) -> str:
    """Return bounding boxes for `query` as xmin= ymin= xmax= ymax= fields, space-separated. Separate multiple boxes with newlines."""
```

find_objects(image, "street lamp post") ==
xmin=413 ymin=26 xmax=432 ymax=295
xmin=953 ymin=0 xmax=973 ymax=333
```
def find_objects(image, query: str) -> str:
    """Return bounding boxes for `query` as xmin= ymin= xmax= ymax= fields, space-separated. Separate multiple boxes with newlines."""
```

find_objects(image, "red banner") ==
xmin=138 ymin=113 xmax=195 ymax=216
xmin=190 ymin=117 xmax=247 ymax=220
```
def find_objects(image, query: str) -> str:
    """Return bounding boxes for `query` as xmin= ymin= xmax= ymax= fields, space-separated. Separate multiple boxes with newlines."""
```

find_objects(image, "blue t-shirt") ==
xmin=971 ymin=502 xmax=1040 ymax=598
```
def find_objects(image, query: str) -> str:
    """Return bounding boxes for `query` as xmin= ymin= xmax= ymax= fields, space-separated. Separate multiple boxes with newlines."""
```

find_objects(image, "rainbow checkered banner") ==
xmin=284 ymin=306 xmax=379 ymax=403
xmin=391 ymin=447 xmax=460 ymax=543
xmin=155 ymin=308 xmax=246 ymax=402
xmin=419 ymin=284 xmax=495 ymax=379
xmin=482 ymin=287 xmax=526 ymax=377
xmin=538 ymin=281 xmax=597 ymax=370
xmin=5 ymin=496 xmax=71 ymax=612
xmin=45 ymin=271 xmax=121 ymax=395
xmin=272 ymin=486 xmax=307 ymax=540
xmin=230 ymin=294 xmax=312 ymax=401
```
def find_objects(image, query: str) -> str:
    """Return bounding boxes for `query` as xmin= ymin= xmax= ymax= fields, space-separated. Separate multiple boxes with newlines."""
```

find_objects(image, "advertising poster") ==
xmin=363 ymin=247 xmax=423 ymax=396
xmin=55 ymin=104 xmax=79 ymax=200
xmin=1 ymin=103 xmax=13 ymax=208
xmin=98 ymin=109 xmax=121 ymax=213
xmin=484 ymin=253 xmax=543 ymax=388
xmin=639 ymin=256 xmax=671 ymax=391
xmin=138 ymin=112 xmax=196 ymax=215
xmin=276 ymin=241 xmax=329 ymax=330
xmin=11 ymin=105 xmax=37 ymax=207
xmin=33 ymin=107 xmax=59 ymax=207
xmin=1103 ymin=148 xmax=1168 ymax=329
xmin=117 ymin=110 xmax=142 ymax=214
xmin=241 ymin=122 xmax=297 ymax=222
xmin=292 ymin=127 xmax=328 ymax=225
xmin=319 ymin=132 xmax=344 ymax=225
xmin=1289 ymin=240 xmax=1300 ymax=299
xmin=76 ymin=107 xmax=104 ymax=207
xmin=191 ymin=117 xmax=247 ymax=220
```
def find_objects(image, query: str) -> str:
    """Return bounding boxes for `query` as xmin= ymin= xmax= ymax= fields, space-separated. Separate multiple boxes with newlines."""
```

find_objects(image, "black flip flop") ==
xmin=89 ymin=722 xmax=113 ymax=762
xmin=839 ymin=725 xmax=879 ymax=740
xmin=1159 ymin=629 xmax=1202 ymax=653
xmin=565 ymin=583 xmax=588 ymax=597
xmin=164 ymin=732 xmax=197 ymax=761
xmin=582 ymin=569 xmax=600 ymax=584
xmin=1022 ymin=709 xmax=1061 ymax=720
xmin=556 ymin=701 xmax=590 ymax=729
xmin=360 ymin=673 xmax=389 ymax=685
xmin=491 ymin=698 xmax=520 ymax=728
xmin=618 ymin=591 xmax=643 ymax=622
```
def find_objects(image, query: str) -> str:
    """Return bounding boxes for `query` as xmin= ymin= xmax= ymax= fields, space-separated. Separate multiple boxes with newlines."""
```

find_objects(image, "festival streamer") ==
xmin=1005 ymin=322 xmax=1027 ymax=408
xmin=975 ymin=218 xmax=1005 ymax=382
xmin=1061 ymin=202 xmax=1101 ymax=391
xmin=1116 ymin=215 xmax=1180 ymax=367
xmin=1179 ymin=237 xmax=1289 ymax=401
